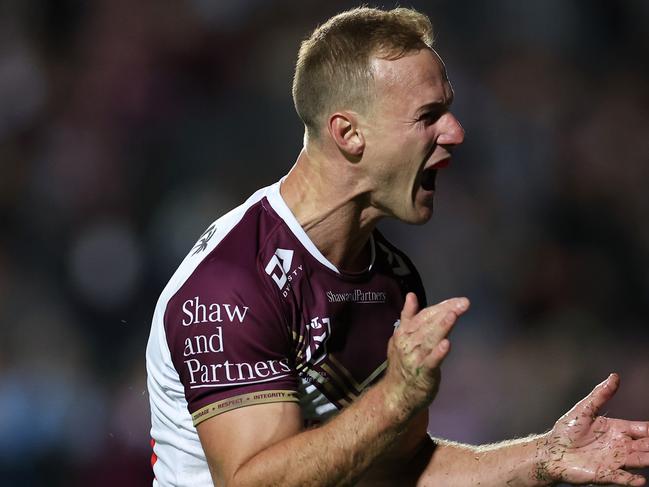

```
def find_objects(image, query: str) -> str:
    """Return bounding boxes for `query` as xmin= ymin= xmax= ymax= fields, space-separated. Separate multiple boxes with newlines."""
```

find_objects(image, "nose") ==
xmin=436 ymin=112 xmax=465 ymax=146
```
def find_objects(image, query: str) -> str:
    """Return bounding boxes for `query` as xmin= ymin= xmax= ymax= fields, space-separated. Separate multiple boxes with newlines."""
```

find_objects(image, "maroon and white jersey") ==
xmin=146 ymin=179 xmax=426 ymax=487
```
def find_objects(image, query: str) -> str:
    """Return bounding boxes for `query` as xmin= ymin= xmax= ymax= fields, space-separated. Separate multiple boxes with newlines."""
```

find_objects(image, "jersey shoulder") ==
xmin=155 ymin=184 xmax=300 ymax=424
xmin=372 ymin=230 xmax=427 ymax=307
xmin=163 ymin=184 xmax=289 ymax=306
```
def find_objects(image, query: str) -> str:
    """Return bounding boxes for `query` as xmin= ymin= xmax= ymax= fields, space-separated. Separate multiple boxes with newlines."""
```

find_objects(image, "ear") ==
xmin=327 ymin=111 xmax=365 ymax=159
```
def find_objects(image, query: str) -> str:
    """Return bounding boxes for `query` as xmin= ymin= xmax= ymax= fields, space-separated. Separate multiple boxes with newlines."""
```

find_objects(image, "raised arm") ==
xmin=197 ymin=293 xmax=470 ymax=487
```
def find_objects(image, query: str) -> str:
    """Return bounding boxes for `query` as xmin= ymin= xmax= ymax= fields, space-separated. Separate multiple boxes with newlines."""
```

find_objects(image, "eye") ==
xmin=418 ymin=109 xmax=444 ymax=126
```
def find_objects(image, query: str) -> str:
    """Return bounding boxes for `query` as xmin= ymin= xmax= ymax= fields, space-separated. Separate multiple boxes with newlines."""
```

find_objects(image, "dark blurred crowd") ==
xmin=0 ymin=1 xmax=647 ymax=486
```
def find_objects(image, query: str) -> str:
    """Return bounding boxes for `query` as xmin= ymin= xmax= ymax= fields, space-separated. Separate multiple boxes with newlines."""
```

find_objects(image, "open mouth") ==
xmin=421 ymin=167 xmax=437 ymax=191
xmin=420 ymin=158 xmax=450 ymax=191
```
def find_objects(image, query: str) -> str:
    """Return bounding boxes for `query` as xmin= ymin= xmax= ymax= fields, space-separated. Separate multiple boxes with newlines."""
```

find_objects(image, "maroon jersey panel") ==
xmin=271 ymin=227 xmax=427 ymax=410
xmin=164 ymin=202 xmax=298 ymax=425
xmin=162 ymin=183 xmax=427 ymax=425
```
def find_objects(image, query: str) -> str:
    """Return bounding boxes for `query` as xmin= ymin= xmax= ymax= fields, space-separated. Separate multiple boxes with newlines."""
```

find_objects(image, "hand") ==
xmin=383 ymin=292 xmax=470 ymax=416
xmin=537 ymin=373 xmax=649 ymax=486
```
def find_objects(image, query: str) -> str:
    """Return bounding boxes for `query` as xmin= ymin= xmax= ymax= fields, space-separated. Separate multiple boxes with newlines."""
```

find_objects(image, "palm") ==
xmin=541 ymin=374 xmax=649 ymax=486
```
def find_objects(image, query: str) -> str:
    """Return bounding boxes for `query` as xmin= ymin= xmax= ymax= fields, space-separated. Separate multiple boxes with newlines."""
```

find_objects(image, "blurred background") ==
xmin=0 ymin=0 xmax=647 ymax=485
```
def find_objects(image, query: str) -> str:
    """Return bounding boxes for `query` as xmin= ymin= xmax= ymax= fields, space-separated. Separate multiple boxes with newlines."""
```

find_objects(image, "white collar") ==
xmin=265 ymin=178 xmax=375 ymax=275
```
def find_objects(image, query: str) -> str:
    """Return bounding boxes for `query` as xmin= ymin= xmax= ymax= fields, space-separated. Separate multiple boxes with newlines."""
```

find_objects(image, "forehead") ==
xmin=370 ymin=48 xmax=450 ymax=113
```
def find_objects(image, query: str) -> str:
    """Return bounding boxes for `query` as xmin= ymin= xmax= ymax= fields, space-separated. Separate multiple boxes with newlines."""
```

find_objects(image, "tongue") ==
xmin=421 ymin=169 xmax=437 ymax=191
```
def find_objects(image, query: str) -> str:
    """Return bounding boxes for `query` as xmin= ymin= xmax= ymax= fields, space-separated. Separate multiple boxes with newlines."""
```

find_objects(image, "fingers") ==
xmin=417 ymin=297 xmax=470 ymax=323
xmin=574 ymin=373 xmax=620 ymax=418
xmin=625 ymin=450 xmax=649 ymax=469
xmin=392 ymin=294 xmax=469 ymax=379
xmin=632 ymin=438 xmax=649 ymax=451
xmin=627 ymin=438 xmax=649 ymax=470
xmin=596 ymin=468 xmax=645 ymax=486
xmin=624 ymin=422 xmax=649 ymax=440
xmin=422 ymin=338 xmax=451 ymax=369
xmin=420 ymin=308 xmax=459 ymax=350
xmin=400 ymin=292 xmax=420 ymax=321
xmin=399 ymin=295 xmax=469 ymax=337
xmin=414 ymin=297 xmax=469 ymax=367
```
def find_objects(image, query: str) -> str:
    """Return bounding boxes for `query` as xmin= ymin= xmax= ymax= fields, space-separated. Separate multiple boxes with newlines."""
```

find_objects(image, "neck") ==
xmin=280 ymin=146 xmax=381 ymax=272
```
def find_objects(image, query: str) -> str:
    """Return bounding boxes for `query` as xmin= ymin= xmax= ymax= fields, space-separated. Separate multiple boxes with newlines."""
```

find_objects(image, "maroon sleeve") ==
xmin=164 ymin=256 xmax=298 ymax=426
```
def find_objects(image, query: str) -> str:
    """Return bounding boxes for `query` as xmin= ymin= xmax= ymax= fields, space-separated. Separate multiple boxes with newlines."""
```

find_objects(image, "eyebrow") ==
xmin=414 ymin=96 xmax=454 ymax=117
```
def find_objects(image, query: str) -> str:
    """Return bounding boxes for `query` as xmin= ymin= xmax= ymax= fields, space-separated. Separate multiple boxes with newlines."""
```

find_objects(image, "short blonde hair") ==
xmin=292 ymin=7 xmax=434 ymax=138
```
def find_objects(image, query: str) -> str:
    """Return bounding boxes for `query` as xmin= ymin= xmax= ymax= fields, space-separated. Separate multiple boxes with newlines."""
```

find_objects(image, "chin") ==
xmin=398 ymin=206 xmax=434 ymax=225
xmin=412 ymin=210 xmax=434 ymax=225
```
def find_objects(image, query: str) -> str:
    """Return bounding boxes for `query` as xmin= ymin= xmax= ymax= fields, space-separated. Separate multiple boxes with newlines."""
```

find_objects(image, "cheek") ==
xmin=421 ymin=126 xmax=438 ymax=149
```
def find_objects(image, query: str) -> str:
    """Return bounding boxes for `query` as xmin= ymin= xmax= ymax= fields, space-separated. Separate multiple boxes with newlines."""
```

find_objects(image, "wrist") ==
xmin=371 ymin=377 xmax=422 ymax=426
xmin=530 ymin=432 xmax=554 ymax=487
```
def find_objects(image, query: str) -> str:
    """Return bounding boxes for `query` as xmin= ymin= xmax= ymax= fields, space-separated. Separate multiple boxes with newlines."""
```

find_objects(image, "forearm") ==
xmin=206 ymin=295 xmax=469 ymax=486
xmin=229 ymin=383 xmax=417 ymax=487
xmin=417 ymin=433 xmax=553 ymax=487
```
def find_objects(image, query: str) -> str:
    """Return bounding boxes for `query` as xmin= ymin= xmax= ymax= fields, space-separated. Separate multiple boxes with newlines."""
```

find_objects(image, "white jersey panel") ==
xmin=146 ymin=184 xmax=272 ymax=487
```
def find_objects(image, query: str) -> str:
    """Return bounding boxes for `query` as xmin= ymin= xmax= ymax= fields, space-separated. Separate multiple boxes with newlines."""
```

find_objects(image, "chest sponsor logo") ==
xmin=183 ymin=354 xmax=292 ymax=388
xmin=264 ymin=248 xmax=303 ymax=297
xmin=182 ymin=296 xmax=249 ymax=325
xmin=180 ymin=296 xmax=291 ymax=388
xmin=326 ymin=289 xmax=387 ymax=304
